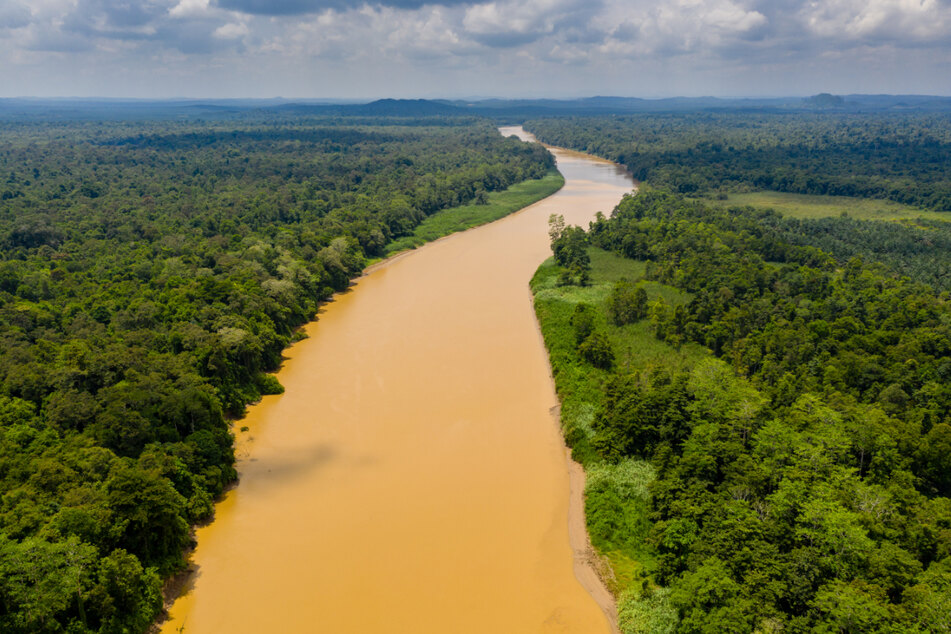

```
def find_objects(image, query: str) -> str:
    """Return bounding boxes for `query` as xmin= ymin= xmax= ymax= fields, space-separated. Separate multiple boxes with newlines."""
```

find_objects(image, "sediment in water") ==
xmin=160 ymin=127 xmax=634 ymax=633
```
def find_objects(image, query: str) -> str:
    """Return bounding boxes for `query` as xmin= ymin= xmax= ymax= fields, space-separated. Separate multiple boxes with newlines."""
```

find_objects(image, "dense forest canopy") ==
xmin=6 ymin=102 xmax=951 ymax=633
xmin=7 ymin=95 xmax=951 ymax=123
xmin=526 ymin=113 xmax=951 ymax=211
xmin=536 ymin=188 xmax=951 ymax=633
xmin=0 ymin=116 xmax=554 ymax=633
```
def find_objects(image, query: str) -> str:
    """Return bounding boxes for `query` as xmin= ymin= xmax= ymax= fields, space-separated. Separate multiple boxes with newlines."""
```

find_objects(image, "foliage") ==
xmin=549 ymin=214 xmax=592 ymax=285
xmin=526 ymin=112 xmax=951 ymax=211
xmin=617 ymin=586 xmax=678 ymax=634
xmin=533 ymin=187 xmax=951 ymax=632
xmin=706 ymin=190 xmax=943 ymax=223
xmin=383 ymin=168 xmax=563 ymax=255
xmin=608 ymin=279 xmax=648 ymax=326
xmin=586 ymin=459 xmax=656 ymax=558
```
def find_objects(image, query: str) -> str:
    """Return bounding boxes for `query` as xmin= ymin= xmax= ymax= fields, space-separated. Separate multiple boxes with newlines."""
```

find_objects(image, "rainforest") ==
xmin=2 ymin=101 xmax=951 ymax=634
xmin=0 ymin=113 xmax=557 ymax=633
xmin=530 ymin=108 xmax=951 ymax=632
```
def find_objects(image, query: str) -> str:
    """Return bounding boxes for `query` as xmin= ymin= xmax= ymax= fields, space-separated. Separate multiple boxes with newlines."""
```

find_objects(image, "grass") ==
xmin=531 ymin=248 xmax=705 ymax=457
xmin=585 ymin=459 xmax=658 ymax=591
xmin=703 ymin=190 xmax=950 ymax=223
xmin=533 ymin=248 xmax=704 ymax=378
xmin=587 ymin=249 xmax=648 ymax=284
xmin=381 ymin=168 xmax=564 ymax=257
xmin=531 ymin=246 xmax=708 ymax=633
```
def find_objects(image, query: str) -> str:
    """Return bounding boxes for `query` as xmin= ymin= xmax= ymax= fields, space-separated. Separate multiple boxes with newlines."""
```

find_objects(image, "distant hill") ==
xmin=844 ymin=94 xmax=951 ymax=111
xmin=0 ymin=97 xmax=295 ymax=120
xmin=270 ymin=98 xmax=464 ymax=117
xmin=353 ymin=98 xmax=463 ymax=116
xmin=446 ymin=96 xmax=810 ymax=115
xmin=4 ymin=94 xmax=951 ymax=122
xmin=804 ymin=93 xmax=846 ymax=108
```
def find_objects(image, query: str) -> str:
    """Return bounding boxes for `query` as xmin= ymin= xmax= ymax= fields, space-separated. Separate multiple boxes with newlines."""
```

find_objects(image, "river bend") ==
xmin=162 ymin=126 xmax=634 ymax=633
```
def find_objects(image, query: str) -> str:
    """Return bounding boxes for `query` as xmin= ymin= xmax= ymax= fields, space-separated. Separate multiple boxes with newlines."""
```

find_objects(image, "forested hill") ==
xmin=536 ymin=188 xmax=951 ymax=632
xmin=272 ymin=98 xmax=465 ymax=117
xmin=6 ymin=94 xmax=951 ymax=122
xmin=525 ymin=113 xmax=951 ymax=211
xmin=0 ymin=118 xmax=554 ymax=633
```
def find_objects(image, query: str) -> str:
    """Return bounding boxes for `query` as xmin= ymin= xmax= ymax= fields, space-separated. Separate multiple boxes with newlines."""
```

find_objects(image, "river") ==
xmin=161 ymin=126 xmax=635 ymax=633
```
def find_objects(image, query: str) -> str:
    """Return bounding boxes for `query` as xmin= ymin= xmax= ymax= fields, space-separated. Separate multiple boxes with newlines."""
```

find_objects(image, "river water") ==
xmin=161 ymin=127 xmax=635 ymax=633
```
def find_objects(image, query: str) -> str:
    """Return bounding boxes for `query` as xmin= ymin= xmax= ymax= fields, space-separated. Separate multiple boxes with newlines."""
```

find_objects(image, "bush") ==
xmin=257 ymin=373 xmax=285 ymax=395
xmin=579 ymin=332 xmax=614 ymax=369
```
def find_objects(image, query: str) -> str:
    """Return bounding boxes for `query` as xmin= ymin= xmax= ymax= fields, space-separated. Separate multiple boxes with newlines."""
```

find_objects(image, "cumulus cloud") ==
xmin=214 ymin=0 xmax=473 ymax=16
xmin=66 ymin=0 xmax=171 ymax=33
xmin=2 ymin=0 xmax=951 ymax=97
xmin=12 ymin=0 xmax=951 ymax=60
xmin=462 ymin=0 xmax=599 ymax=48
xmin=275 ymin=5 xmax=473 ymax=62
xmin=588 ymin=0 xmax=768 ymax=58
xmin=800 ymin=0 xmax=951 ymax=43
xmin=0 ymin=3 xmax=32 ymax=30
xmin=13 ymin=0 xmax=250 ymax=55
xmin=170 ymin=0 xmax=212 ymax=18
xmin=214 ymin=22 xmax=250 ymax=39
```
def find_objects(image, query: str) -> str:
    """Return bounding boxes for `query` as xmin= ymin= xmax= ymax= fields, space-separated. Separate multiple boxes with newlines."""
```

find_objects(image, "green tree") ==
xmin=0 ymin=535 xmax=96 ymax=633
xmin=88 ymin=549 xmax=162 ymax=634
xmin=552 ymin=225 xmax=591 ymax=286
xmin=608 ymin=279 xmax=648 ymax=325
xmin=812 ymin=580 xmax=894 ymax=633
xmin=570 ymin=303 xmax=597 ymax=344
xmin=579 ymin=331 xmax=614 ymax=369
xmin=104 ymin=464 xmax=189 ymax=571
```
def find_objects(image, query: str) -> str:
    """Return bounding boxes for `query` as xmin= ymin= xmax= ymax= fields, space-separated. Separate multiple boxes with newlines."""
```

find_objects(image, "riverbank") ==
xmin=530 ymin=248 xmax=707 ymax=633
xmin=382 ymin=168 xmax=564 ymax=257
xmin=567 ymin=455 xmax=620 ymax=632
xmin=153 ymin=167 xmax=565 ymax=630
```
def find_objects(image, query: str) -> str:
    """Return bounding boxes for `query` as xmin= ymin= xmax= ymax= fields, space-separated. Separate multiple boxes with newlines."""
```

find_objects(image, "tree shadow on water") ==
xmin=246 ymin=443 xmax=340 ymax=488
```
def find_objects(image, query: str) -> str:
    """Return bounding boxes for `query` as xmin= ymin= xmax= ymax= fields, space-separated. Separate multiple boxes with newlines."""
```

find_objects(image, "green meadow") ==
xmin=705 ymin=190 xmax=949 ymax=223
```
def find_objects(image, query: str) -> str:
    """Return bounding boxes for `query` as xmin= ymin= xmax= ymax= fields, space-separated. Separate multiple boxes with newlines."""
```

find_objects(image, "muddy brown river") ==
xmin=161 ymin=127 xmax=634 ymax=633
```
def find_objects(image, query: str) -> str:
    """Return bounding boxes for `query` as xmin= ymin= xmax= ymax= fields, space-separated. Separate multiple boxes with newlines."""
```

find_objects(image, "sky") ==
xmin=0 ymin=0 xmax=950 ymax=99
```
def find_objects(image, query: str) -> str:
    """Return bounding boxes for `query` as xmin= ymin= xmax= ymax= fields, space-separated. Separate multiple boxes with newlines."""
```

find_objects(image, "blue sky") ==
xmin=1 ymin=0 xmax=949 ymax=99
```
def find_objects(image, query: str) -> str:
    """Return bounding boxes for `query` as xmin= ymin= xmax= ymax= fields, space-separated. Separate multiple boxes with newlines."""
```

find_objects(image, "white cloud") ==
xmin=462 ymin=0 xmax=602 ymax=47
xmin=801 ymin=0 xmax=951 ymax=42
xmin=276 ymin=5 xmax=471 ymax=61
xmin=590 ymin=0 xmax=768 ymax=59
xmin=463 ymin=0 xmax=555 ymax=39
xmin=170 ymin=0 xmax=212 ymax=18
xmin=214 ymin=21 xmax=249 ymax=38
xmin=1 ymin=0 xmax=950 ymax=97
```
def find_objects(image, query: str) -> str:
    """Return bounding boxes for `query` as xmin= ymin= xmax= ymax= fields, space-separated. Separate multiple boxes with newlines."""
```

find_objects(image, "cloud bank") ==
xmin=1 ymin=0 xmax=949 ymax=97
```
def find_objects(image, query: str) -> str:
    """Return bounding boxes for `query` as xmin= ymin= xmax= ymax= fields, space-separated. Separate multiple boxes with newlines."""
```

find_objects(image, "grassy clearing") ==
xmin=703 ymin=190 xmax=949 ymax=223
xmin=531 ymin=247 xmax=705 ymax=460
xmin=531 ymin=247 xmax=707 ymax=632
xmin=533 ymin=248 xmax=704 ymax=382
xmin=382 ymin=168 xmax=564 ymax=257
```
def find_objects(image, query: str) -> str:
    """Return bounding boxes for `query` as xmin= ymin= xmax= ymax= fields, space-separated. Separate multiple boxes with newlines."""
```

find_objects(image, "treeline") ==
xmin=761 ymin=215 xmax=951 ymax=291
xmin=525 ymin=113 xmax=951 ymax=211
xmin=0 ymin=118 xmax=553 ymax=633
xmin=538 ymin=188 xmax=951 ymax=632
